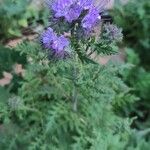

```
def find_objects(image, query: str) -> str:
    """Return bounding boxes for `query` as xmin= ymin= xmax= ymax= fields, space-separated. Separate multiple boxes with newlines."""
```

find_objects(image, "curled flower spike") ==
xmin=41 ymin=27 xmax=70 ymax=58
xmin=104 ymin=24 xmax=123 ymax=42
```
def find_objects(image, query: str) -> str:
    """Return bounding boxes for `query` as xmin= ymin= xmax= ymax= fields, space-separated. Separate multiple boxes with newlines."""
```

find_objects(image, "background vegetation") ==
xmin=0 ymin=0 xmax=149 ymax=149
xmin=113 ymin=0 xmax=150 ymax=134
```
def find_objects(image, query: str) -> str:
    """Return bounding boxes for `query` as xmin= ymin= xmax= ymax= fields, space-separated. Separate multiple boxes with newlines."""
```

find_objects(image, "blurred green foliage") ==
xmin=0 ymin=0 xmax=48 ymax=41
xmin=121 ymin=49 xmax=150 ymax=130
xmin=0 ymin=45 xmax=26 ymax=94
xmin=113 ymin=0 xmax=150 ymax=145
xmin=113 ymin=0 xmax=150 ymax=68
xmin=0 ymin=45 xmax=26 ymax=77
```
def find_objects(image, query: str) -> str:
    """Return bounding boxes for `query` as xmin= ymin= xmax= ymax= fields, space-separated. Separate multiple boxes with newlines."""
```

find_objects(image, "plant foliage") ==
xmin=113 ymin=0 xmax=150 ymax=146
xmin=0 ymin=0 xmax=148 ymax=149
xmin=0 ymin=0 xmax=48 ymax=41
xmin=113 ymin=0 xmax=150 ymax=68
xmin=0 ymin=42 xmax=135 ymax=149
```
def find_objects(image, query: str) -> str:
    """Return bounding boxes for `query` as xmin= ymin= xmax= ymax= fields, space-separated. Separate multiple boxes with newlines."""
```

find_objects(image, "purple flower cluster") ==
xmin=41 ymin=0 xmax=109 ymax=59
xmin=50 ymin=0 xmax=109 ymax=31
xmin=41 ymin=27 xmax=70 ymax=58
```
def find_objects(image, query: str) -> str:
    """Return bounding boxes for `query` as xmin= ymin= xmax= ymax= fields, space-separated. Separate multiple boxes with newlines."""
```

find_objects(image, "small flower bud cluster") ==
xmin=8 ymin=96 xmax=23 ymax=110
xmin=103 ymin=24 xmax=123 ymax=43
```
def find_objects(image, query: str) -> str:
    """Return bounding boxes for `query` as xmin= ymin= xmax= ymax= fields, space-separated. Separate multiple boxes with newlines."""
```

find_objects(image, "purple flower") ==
xmin=41 ymin=27 xmax=57 ymax=49
xmin=41 ymin=27 xmax=70 ymax=58
xmin=51 ymin=0 xmax=83 ymax=22
xmin=52 ymin=35 xmax=70 ymax=53
xmin=65 ymin=4 xmax=83 ymax=22
xmin=50 ymin=0 xmax=93 ymax=22
xmin=49 ymin=0 xmax=109 ymax=26
xmin=46 ymin=0 xmax=109 ymax=34
xmin=82 ymin=7 xmax=101 ymax=31
xmin=51 ymin=0 xmax=74 ymax=18
xmin=81 ymin=0 xmax=109 ymax=31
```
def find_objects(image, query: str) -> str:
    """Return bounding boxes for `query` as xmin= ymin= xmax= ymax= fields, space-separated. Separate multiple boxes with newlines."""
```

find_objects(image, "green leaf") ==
xmin=18 ymin=19 xmax=28 ymax=27
xmin=8 ymin=28 xmax=22 ymax=37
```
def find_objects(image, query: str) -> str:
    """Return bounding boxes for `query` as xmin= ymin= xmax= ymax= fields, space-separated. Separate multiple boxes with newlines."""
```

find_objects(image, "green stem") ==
xmin=72 ymin=54 xmax=78 ymax=112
